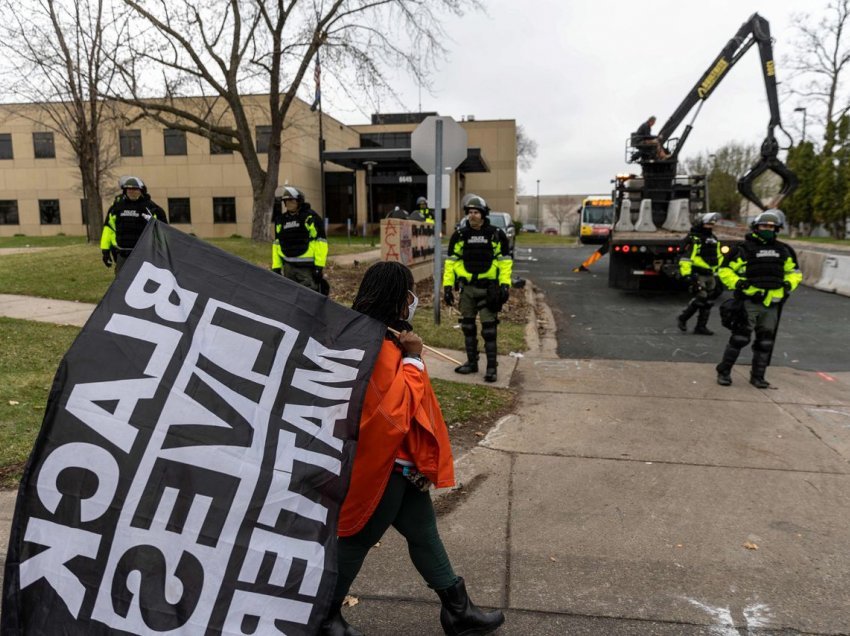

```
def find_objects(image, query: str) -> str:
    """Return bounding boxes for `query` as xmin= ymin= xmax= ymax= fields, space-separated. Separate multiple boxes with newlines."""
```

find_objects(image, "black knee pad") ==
xmin=460 ymin=318 xmax=477 ymax=337
xmin=481 ymin=321 xmax=498 ymax=342
xmin=753 ymin=338 xmax=774 ymax=353
xmin=729 ymin=332 xmax=750 ymax=349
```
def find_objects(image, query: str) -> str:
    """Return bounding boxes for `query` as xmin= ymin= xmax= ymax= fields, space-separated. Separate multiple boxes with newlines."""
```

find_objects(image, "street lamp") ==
xmin=363 ymin=160 xmax=377 ymax=239
xmin=536 ymin=179 xmax=541 ymax=228
xmin=794 ymin=107 xmax=807 ymax=143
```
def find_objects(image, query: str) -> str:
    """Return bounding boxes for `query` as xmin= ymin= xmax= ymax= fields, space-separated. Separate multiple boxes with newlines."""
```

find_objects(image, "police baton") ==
xmin=765 ymin=296 xmax=786 ymax=368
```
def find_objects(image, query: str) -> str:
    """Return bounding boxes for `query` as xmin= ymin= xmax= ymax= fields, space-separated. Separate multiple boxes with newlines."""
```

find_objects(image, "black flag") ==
xmin=2 ymin=222 xmax=384 ymax=635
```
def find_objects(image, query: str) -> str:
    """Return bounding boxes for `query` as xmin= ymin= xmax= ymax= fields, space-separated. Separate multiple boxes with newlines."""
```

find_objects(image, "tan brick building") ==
xmin=0 ymin=97 xmax=516 ymax=238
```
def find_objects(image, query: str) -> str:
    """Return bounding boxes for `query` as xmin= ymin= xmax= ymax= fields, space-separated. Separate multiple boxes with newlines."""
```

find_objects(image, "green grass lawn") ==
xmin=516 ymin=233 xmax=577 ymax=247
xmin=788 ymin=235 xmax=850 ymax=245
xmin=0 ymin=318 xmax=80 ymax=488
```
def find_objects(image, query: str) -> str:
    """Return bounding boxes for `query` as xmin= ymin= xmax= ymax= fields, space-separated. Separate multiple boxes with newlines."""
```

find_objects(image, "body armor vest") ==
xmin=459 ymin=224 xmax=499 ymax=275
xmin=114 ymin=199 xmax=154 ymax=251
xmin=738 ymin=237 xmax=788 ymax=290
xmin=277 ymin=209 xmax=313 ymax=257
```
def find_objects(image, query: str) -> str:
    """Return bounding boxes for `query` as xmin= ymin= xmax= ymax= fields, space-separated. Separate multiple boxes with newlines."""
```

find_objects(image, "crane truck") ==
xmin=607 ymin=13 xmax=798 ymax=291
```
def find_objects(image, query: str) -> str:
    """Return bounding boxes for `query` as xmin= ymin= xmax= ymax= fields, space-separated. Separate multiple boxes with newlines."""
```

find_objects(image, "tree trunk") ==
xmin=80 ymin=156 xmax=104 ymax=244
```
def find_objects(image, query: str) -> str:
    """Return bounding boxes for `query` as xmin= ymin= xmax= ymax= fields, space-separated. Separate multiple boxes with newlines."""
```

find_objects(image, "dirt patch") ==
xmin=433 ymin=473 xmax=488 ymax=516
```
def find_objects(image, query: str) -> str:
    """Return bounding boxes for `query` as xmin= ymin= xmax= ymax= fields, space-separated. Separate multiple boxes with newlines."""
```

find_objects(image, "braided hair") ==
xmin=352 ymin=261 xmax=414 ymax=332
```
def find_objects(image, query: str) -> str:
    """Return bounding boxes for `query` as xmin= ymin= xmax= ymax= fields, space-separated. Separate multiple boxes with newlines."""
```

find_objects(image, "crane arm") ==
xmin=654 ymin=13 xmax=797 ymax=210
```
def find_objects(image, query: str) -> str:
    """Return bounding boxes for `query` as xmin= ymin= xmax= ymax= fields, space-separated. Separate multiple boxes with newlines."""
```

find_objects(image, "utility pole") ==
xmin=536 ymin=179 xmax=541 ymax=228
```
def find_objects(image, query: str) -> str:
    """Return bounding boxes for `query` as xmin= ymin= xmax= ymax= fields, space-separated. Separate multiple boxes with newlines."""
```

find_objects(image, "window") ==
xmin=256 ymin=125 xmax=272 ymax=154
xmin=39 ymin=199 xmax=61 ymax=225
xmin=0 ymin=200 xmax=19 ymax=224
xmin=213 ymin=197 xmax=236 ymax=223
xmin=168 ymin=198 xmax=192 ymax=224
xmin=360 ymin=132 xmax=411 ymax=149
xmin=33 ymin=132 xmax=55 ymax=158
xmin=119 ymin=129 xmax=143 ymax=157
xmin=210 ymin=138 xmax=233 ymax=155
xmin=164 ymin=128 xmax=187 ymax=156
xmin=0 ymin=133 xmax=12 ymax=159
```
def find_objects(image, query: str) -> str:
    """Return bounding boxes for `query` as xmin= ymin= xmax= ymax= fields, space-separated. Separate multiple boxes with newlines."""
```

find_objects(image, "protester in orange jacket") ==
xmin=320 ymin=261 xmax=505 ymax=636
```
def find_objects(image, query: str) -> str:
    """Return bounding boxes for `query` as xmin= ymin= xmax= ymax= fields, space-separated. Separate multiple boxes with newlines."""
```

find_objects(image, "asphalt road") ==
xmin=513 ymin=244 xmax=850 ymax=373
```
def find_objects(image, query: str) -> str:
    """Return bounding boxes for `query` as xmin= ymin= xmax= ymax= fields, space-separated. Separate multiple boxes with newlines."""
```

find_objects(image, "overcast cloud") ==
xmin=323 ymin=0 xmax=818 ymax=196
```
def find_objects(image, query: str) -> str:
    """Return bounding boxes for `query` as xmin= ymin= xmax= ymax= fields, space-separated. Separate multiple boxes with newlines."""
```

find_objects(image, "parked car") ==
xmin=487 ymin=211 xmax=516 ymax=255
xmin=543 ymin=227 xmax=559 ymax=235
xmin=522 ymin=223 xmax=539 ymax=233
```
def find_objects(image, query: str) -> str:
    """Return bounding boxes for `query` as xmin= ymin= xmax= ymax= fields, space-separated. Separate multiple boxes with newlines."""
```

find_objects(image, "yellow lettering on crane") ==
xmin=697 ymin=58 xmax=730 ymax=98
xmin=766 ymin=60 xmax=775 ymax=76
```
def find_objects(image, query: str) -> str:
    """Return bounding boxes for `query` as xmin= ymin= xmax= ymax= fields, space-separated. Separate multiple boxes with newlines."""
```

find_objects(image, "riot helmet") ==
xmin=462 ymin=193 xmax=489 ymax=216
xmin=275 ymin=185 xmax=305 ymax=203
xmin=416 ymin=196 xmax=428 ymax=207
xmin=751 ymin=210 xmax=783 ymax=230
xmin=119 ymin=176 xmax=145 ymax=191
xmin=700 ymin=212 xmax=721 ymax=226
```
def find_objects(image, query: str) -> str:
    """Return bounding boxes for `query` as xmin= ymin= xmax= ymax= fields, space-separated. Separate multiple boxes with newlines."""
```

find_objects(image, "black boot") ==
xmin=435 ymin=577 xmax=505 ymax=636
xmin=455 ymin=320 xmax=479 ymax=375
xmin=677 ymin=302 xmax=697 ymax=332
xmin=750 ymin=344 xmax=772 ymax=389
xmin=693 ymin=306 xmax=714 ymax=335
xmin=319 ymin=602 xmax=364 ymax=636
xmin=716 ymin=344 xmax=741 ymax=386
xmin=482 ymin=322 xmax=498 ymax=383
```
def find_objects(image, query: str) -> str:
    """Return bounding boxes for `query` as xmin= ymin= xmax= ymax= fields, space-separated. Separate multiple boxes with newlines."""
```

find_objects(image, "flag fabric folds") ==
xmin=1 ymin=222 xmax=384 ymax=635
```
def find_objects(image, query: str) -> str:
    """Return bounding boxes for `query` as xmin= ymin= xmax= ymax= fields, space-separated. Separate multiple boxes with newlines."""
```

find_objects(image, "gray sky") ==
xmin=324 ymin=0 xmax=816 ymax=196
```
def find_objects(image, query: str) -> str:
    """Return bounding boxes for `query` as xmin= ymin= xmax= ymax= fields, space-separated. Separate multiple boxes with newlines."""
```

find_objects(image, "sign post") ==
xmin=410 ymin=116 xmax=468 ymax=325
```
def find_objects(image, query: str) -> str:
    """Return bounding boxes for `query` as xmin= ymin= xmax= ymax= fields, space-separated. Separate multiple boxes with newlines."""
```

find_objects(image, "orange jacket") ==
xmin=337 ymin=338 xmax=455 ymax=536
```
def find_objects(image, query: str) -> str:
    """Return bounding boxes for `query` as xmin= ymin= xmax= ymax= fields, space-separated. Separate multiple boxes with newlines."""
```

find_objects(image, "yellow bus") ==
xmin=579 ymin=196 xmax=615 ymax=244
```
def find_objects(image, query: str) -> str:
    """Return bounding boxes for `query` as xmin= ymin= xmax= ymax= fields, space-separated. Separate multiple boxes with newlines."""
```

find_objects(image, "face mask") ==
xmin=756 ymin=229 xmax=776 ymax=241
xmin=407 ymin=291 xmax=419 ymax=322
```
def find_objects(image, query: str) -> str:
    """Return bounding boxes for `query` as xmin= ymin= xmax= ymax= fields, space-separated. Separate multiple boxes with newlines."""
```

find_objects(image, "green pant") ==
xmin=459 ymin=284 xmax=499 ymax=323
xmin=283 ymin=262 xmax=319 ymax=291
xmin=333 ymin=473 xmax=457 ymax=601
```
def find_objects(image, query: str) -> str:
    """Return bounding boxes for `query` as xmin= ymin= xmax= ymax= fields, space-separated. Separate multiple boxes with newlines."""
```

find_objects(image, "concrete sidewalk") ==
xmin=2 ymin=285 xmax=850 ymax=634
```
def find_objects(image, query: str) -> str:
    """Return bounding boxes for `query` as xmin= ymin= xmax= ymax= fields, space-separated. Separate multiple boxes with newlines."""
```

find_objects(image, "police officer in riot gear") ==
xmin=677 ymin=212 xmax=724 ymax=335
xmin=272 ymin=186 xmax=328 ymax=292
xmin=442 ymin=194 xmax=513 ymax=383
xmin=100 ymin=176 xmax=168 ymax=275
xmin=414 ymin=196 xmax=435 ymax=224
xmin=715 ymin=210 xmax=802 ymax=388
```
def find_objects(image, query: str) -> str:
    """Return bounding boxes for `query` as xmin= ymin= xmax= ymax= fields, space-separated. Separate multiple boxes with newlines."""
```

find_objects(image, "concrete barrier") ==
xmin=614 ymin=199 xmax=634 ymax=231
xmin=794 ymin=247 xmax=850 ymax=298
xmin=796 ymin=250 xmax=827 ymax=287
xmin=662 ymin=199 xmax=691 ymax=232
xmin=814 ymin=253 xmax=850 ymax=296
xmin=634 ymin=199 xmax=656 ymax=232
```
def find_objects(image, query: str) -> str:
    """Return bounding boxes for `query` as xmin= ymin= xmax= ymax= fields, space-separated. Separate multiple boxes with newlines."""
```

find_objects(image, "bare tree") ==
xmin=0 ymin=0 xmax=129 ymax=242
xmin=516 ymin=124 xmax=538 ymax=172
xmin=111 ymin=0 xmax=481 ymax=242
xmin=784 ymin=0 xmax=850 ymax=154
xmin=548 ymin=196 xmax=576 ymax=235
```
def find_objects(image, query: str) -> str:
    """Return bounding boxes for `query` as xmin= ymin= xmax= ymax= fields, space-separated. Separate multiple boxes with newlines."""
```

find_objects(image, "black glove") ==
xmin=783 ymin=281 xmax=792 ymax=292
xmin=735 ymin=279 xmax=748 ymax=291
xmin=500 ymin=284 xmax=510 ymax=304
xmin=443 ymin=286 xmax=454 ymax=306
xmin=101 ymin=249 xmax=113 ymax=268
xmin=272 ymin=267 xmax=281 ymax=275
xmin=313 ymin=267 xmax=323 ymax=284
